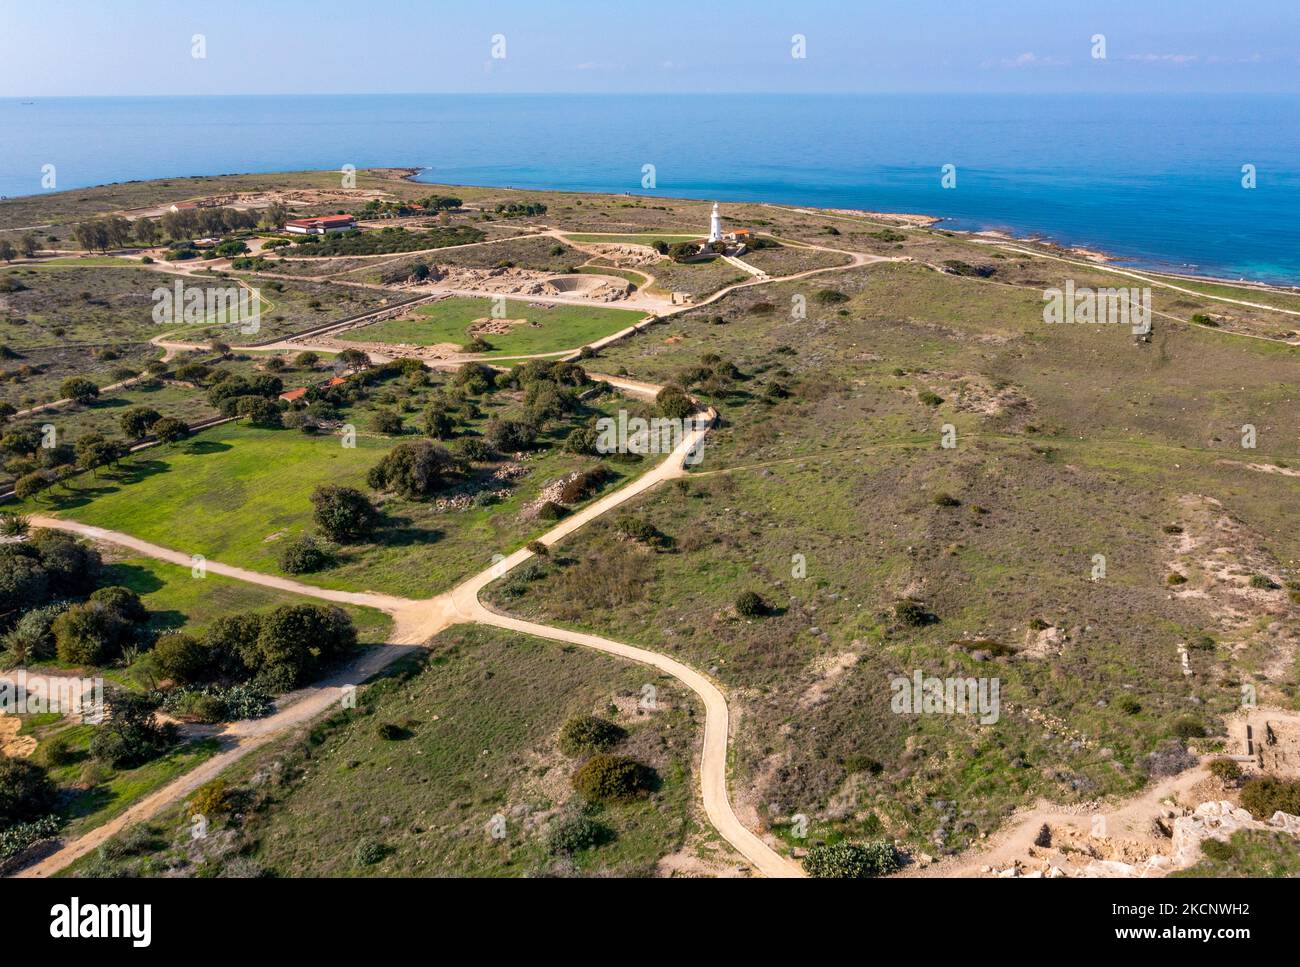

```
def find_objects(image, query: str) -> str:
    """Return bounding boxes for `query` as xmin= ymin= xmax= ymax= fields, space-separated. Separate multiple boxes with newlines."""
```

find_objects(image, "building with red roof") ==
xmin=284 ymin=214 xmax=357 ymax=235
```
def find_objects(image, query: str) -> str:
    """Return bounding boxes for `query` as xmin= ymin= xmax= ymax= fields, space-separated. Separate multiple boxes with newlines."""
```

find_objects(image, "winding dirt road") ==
xmin=9 ymin=234 xmax=887 ymax=879
xmin=16 ymin=405 xmax=804 ymax=879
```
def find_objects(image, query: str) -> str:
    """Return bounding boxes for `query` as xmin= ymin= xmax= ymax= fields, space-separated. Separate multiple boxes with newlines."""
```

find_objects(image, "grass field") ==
xmin=338 ymin=296 xmax=643 ymax=356
xmin=65 ymin=625 xmax=705 ymax=878
xmin=650 ymin=257 xmax=750 ymax=297
xmin=739 ymin=242 xmax=854 ymax=276
xmin=101 ymin=555 xmax=393 ymax=644
xmin=20 ymin=399 xmax=657 ymax=598
xmin=13 ymin=705 xmax=222 ymax=840
xmin=16 ymin=422 xmax=392 ymax=571
xmin=5 ymin=546 xmax=393 ymax=848
xmin=485 ymin=245 xmax=1300 ymax=858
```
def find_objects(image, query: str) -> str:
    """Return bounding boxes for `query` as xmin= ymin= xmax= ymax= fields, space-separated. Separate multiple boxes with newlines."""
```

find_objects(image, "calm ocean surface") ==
xmin=2 ymin=94 xmax=1297 ymax=283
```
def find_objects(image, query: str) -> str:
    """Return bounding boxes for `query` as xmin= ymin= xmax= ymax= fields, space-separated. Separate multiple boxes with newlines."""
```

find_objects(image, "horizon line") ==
xmin=4 ymin=90 xmax=1299 ymax=99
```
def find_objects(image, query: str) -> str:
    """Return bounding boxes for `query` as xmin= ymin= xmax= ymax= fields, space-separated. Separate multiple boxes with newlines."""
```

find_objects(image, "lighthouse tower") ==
xmin=708 ymin=202 xmax=722 ymax=243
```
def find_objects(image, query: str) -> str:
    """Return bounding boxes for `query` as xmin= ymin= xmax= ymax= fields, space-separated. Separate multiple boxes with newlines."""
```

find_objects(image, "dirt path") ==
xmin=440 ymin=409 xmax=801 ymax=879
xmin=908 ymin=765 xmax=1213 ymax=878
xmin=16 ymin=407 xmax=804 ymax=879
xmin=10 ymin=233 xmax=888 ymax=879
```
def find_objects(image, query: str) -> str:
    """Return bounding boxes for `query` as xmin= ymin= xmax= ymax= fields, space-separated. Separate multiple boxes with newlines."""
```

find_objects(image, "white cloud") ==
xmin=1124 ymin=53 xmax=1199 ymax=64
xmin=1206 ymin=53 xmax=1265 ymax=64
xmin=981 ymin=52 xmax=1066 ymax=69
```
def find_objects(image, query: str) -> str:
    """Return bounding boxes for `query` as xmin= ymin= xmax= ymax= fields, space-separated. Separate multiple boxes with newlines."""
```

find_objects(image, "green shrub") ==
xmin=537 ymin=501 xmax=566 ymax=521
xmin=932 ymin=492 xmax=960 ymax=507
xmin=1173 ymin=717 xmax=1206 ymax=740
xmin=310 ymin=485 xmax=378 ymax=543
xmin=559 ymin=715 xmax=626 ymax=757
xmin=153 ymin=633 xmax=211 ymax=685
xmin=90 ymin=694 xmax=176 ymax=768
xmin=188 ymin=780 xmax=230 ymax=818
xmin=1167 ymin=572 xmax=1188 ymax=586
xmin=735 ymin=590 xmax=768 ymax=618
xmin=456 ymin=437 xmax=497 ymax=462
xmin=0 ymin=757 xmax=58 ymax=827
xmin=160 ymin=684 xmax=270 ymax=722
xmin=547 ymin=815 xmax=613 ymax=855
xmin=803 ymin=841 xmax=901 ymax=878
xmin=559 ymin=466 xmax=610 ymax=504
xmin=814 ymin=289 xmax=849 ymax=305
xmin=166 ymin=691 xmax=227 ymax=723
xmin=655 ymin=385 xmax=694 ymax=420
xmin=894 ymin=599 xmax=935 ymax=627
xmin=1249 ymin=574 xmax=1278 ymax=590
xmin=36 ymin=734 xmax=78 ymax=768
xmin=3 ymin=602 xmax=69 ymax=662
xmin=484 ymin=418 xmax=536 ymax=452
xmin=1208 ymin=758 xmax=1242 ymax=782
xmin=571 ymin=753 xmax=654 ymax=802
xmin=1115 ymin=694 xmax=1142 ymax=715
xmin=354 ymin=840 xmax=386 ymax=865
xmin=615 ymin=515 xmax=660 ymax=544
xmin=371 ymin=408 xmax=404 ymax=435
xmin=89 ymin=585 xmax=147 ymax=623
xmin=278 ymin=534 xmax=331 ymax=574
xmin=52 ymin=602 xmax=130 ymax=666
xmin=918 ymin=390 xmax=944 ymax=407
xmin=367 ymin=441 xmax=460 ymax=499
xmin=1199 ymin=838 xmax=1235 ymax=861
xmin=1240 ymin=777 xmax=1300 ymax=819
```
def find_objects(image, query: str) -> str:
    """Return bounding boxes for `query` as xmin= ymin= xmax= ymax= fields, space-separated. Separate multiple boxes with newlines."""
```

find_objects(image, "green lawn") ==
xmin=102 ymin=555 xmax=392 ymax=644
xmin=337 ymin=296 xmax=643 ymax=356
xmin=22 ymin=409 xmax=655 ymax=599
xmin=19 ymin=423 xmax=392 ymax=577
xmin=24 ymin=719 xmax=222 ymax=838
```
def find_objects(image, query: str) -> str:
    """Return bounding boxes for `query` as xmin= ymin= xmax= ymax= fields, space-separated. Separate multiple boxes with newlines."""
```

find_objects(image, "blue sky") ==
xmin=2 ymin=0 xmax=1297 ymax=96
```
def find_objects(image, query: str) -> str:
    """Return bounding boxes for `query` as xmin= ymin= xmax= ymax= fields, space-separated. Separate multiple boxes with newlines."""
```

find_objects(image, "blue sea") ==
xmin=2 ymin=93 xmax=1297 ymax=284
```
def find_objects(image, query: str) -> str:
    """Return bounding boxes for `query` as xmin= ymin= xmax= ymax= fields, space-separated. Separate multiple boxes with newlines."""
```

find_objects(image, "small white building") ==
xmin=284 ymin=214 xmax=357 ymax=235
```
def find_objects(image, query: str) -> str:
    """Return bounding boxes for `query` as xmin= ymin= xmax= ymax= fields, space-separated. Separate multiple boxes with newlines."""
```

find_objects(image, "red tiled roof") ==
xmin=285 ymin=214 xmax=356 ymax=228
xmin=278 ymin=388 xmax=308 ymax=401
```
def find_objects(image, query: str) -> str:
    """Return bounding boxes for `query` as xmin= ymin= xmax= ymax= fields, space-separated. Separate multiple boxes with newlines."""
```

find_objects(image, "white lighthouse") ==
xmin=708 ymin=202 xmax=722 ymax=243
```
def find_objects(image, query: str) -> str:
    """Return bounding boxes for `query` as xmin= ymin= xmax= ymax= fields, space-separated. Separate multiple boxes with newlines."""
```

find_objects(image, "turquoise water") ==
xmin=2 ymin=93 xmax=1297 ymax=283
